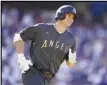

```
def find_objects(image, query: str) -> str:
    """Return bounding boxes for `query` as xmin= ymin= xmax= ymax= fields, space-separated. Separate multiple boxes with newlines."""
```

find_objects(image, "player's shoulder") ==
xmin=33 ymin=23 xmax=44 ymax=27
xmin=67 ymin=30 xmax=76 ymax=41
xmin=66 ymin=30 xmax=74 ymax=37
xmin=33 ymin=23 xmax=53 ymax=27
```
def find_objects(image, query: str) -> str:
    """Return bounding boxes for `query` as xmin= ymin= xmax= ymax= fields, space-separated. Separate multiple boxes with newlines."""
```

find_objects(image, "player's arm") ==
xmin=13 ymin=24 xmax=39 ymax=73
xmin=65 ymin=43 xmax=76 ymax=68
xmin=66 ymin=49 xmax=76 ymax=68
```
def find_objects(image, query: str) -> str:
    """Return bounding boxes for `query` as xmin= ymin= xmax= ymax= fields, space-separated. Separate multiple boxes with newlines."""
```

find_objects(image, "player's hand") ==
xmin=17 ymin=54 xmax=33 ymax=73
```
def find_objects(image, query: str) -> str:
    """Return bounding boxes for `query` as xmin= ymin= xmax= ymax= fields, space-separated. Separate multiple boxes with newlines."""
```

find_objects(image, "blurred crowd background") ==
xmin=2 ymin=1 xmax=107 ymax=85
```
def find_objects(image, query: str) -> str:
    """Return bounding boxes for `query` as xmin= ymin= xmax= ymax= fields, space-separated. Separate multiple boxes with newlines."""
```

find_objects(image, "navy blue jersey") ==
xmin=20 ymin=23 xmax=76 ymax=74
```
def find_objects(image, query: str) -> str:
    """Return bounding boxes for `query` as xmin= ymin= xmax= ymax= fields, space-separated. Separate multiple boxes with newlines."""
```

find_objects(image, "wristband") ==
xmin=17 ymin=53 xmax=24 ymax=57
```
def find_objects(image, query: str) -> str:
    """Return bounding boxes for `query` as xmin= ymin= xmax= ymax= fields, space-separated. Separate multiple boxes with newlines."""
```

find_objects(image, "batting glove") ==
xmin=17 ymin=54 xmax=32 ymax=73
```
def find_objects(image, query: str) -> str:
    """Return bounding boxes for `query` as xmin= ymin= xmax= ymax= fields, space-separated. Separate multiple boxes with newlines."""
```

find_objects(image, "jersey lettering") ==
xmin=41 ymin=40 xmax=71 ymax=52
xmin=61 ymin=43 xmax=64 ymax=50
xmin=55 ymin=41 xmax=60 ymax=48
xmin=41 ymin=40 xmax=47 ymax=48
xmin=49 ymin=40 xmax=54 ymax=47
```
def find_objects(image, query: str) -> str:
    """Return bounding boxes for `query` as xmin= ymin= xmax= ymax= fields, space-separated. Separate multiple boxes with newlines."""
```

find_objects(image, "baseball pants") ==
xmin=22 ymin=68 xmax=51 ymax=85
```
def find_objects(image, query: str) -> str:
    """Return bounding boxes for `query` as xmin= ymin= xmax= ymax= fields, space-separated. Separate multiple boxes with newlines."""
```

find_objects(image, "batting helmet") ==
xmin=55 ymin=5 xmax=76 ymax=21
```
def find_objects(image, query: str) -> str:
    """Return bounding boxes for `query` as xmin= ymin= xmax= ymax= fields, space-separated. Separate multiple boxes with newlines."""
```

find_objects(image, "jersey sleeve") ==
xmin=20 ymin=24 xmax=40 ymax=41
xmin=64 ymin=44 xmax=76 ymax=61
xmin=71 ymin=42 xmax=76 ymax=53
xmin=64 ymin=36 xmax=76 ymax=61
xmin=71 ymin=35 xmax=76 ymax=53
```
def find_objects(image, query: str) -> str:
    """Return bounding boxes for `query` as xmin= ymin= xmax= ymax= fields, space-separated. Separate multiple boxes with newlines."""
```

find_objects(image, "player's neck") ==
xmin=55 ymin=21 xmax=67 ymax=34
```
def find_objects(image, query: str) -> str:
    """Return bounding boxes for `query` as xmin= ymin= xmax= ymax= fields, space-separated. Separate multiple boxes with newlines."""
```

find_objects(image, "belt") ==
xmin=32 ymin=64 xmax=55 ymax=80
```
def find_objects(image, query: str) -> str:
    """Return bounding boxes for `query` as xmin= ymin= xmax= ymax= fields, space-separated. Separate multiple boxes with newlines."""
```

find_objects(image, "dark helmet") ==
xmin=55 ymin=5 xmax=76 ymax=21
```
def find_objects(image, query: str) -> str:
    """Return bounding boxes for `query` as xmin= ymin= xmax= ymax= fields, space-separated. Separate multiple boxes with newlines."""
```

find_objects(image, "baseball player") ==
xmin=13 ymin=5 xmax=77 ymax=85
